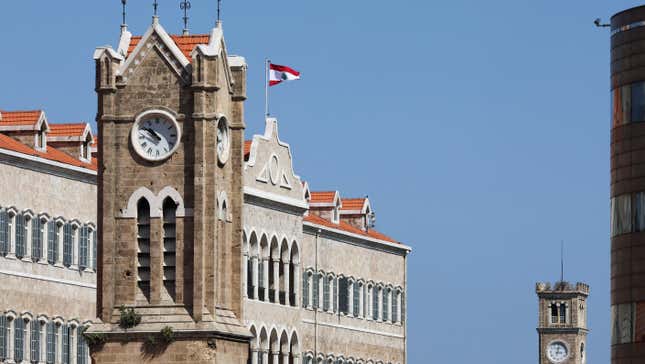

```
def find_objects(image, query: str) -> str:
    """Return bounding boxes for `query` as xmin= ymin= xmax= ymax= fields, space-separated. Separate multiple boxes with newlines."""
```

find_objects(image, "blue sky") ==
xmin=0 ymin=1 xmax=639 ymax=362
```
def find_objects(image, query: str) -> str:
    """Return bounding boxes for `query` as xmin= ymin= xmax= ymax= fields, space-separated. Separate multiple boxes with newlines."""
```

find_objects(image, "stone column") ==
xmin=242 ymin=253 xmax=249 ymax=299
xmin=359 ymin=285 xmax=364 ymax=317
xmin=262 ymin=258 xmax=269 ymax=301
xmin=251 ymin=349 xmax=259 ymax=364
xmin=39 ymin=320 xmax=46 ymax=364
xmin=6 ymin=316 xmax=15 ymax=364
xmin=261 ymin=350 xmax=269 ymax=364
xmin=252 ymin=256 xmax=259 ymax=299
xmin=56 ymin=223 xmax=64 ymax=267
xmin=70 ymin=226 xmax=79 ymax=270
xmin=272 ymin=258 xmax=280 ymax=304
xmin=307 ymin=272 xmax=313 ymax=309
xmin=7 ymin=212 xmax=16 ymax=259
xmin=24 ymin=318 xmax=31 ymax=363
xmin=56 ymin=323 xmax=63 ymax=364
xmin=348 ymin=281 xmax=354 ymax=316
xmin=282 ymin=352 xmax=289 ymax=364
xmin=86 ymin=228 xmax=94 ymax=272
xmin=292 ymin=353 xmax=300 ymax=364
xmin=293 ymin=263 xmax=300 ymax=307
xmin=70 ymin=325 xmax=77 ymax=364
xmin=377 ymin=288 xmax=383 ymax=321
xmin=24 ymin=217 xmax=33 ymax=262
xmin=283 ymin=261 xmax=290 ymax=306
xmin=271 ymin=351 xmax=279 ymax=364
xmin=40 ymin=219 xmax=49 ymax=264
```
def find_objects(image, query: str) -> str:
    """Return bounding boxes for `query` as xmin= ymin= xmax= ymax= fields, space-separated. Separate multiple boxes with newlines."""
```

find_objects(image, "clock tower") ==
xmin=87 ymin=13 xmax=251 ymax=363
xmin=536 ymin=282 xmax=590 ymax=364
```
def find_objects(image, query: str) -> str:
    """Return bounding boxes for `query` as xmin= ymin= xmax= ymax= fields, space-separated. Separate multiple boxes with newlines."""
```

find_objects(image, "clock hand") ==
xmin=142 ymin=127 xmax=162 ymax=142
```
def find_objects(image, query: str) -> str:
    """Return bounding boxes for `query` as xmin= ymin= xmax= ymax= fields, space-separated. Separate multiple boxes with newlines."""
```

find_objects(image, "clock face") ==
xmin=131 ymin=111 xmax=180 ymax=162
xmin=547 ymin=341 xmax=568 ymax=363
xmin=216 ymin=118 xmax=229 ymax=164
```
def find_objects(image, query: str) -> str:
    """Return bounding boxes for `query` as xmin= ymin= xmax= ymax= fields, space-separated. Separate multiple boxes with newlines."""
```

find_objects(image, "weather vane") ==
xmin=181 ymin=0 xmax=192 ymax=34
xmin=153 ymin=0 xmax=159 ymax=17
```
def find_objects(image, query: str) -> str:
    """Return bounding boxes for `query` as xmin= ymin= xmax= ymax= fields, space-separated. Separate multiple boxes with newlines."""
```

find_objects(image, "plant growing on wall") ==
xmin=118 ymin=305 xmax=142 ymax=329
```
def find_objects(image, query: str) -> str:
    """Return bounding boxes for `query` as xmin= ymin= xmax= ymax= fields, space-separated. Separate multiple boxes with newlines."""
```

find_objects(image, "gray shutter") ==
xmin=92 ymin=229 xmax=97 ymax=269
xmin=62 ymin=325 xmax=69 ymax=364
xmin=15 ymin=214 xmax=24 ymax=258
xmin=0 ymin=209 xmax=7 ymax=255
xmin=312 ymin=273 xmax=319 ymax=309
xmin=77 ymin=326 xmax=86 ymax=364
xmin=79 ymin=226 xmax=87 ymax=268
xmin=333 ymin=277 xmax=338 ymax=312
xmin=46 ymin=322 xmax=55 ymax=363
xmin=302 ymin=272 xmax=309 ymax=308
xmin=31 ymin=319 xmax=39 ymax=362
xmin=32 ymin=217 xmax=42 ymax=260
xmin=0 ymin=315 xmax=6 ymax=360
xmin=47 ymin=221 xmax=56 ymax=264
xmin=63 ymin=223 xmax=72 ymax=266
xmin=14 ymin=318 xmax=24 ymax=362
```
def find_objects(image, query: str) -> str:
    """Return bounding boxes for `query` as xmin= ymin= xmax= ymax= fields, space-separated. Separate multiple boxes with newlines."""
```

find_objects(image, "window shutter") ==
xmin=302 ymin=273 xmax=309 ymax=308
xmin=77 ymin=326 xmax=87 ymax=364
xmin=15 ymin=214 xmax=25 ymax=258
xmin=401 ymin=291 xmax=405 ymax=323
xmin=47 ymin=221 xmax=56 ymax=264
xmin=31 ymin=319 xmax=40 ymax=362
xmin=14 ymin=318 xmax=24 ymax=362
xmin=382 ymin=289 xmax=389 ymax=322
xmin=353 ymin=283 xmax=360 ymax=317
xmin=323 ymin=277 xmax=330 ymax=311
xmin=372 ymin=288 xmax=379 ymax=320
xmin=80 ymin=226 xmax=88 ymax=269
xmin=62 ymin=324 xmax=69 ymax=364
xmin=0 ymin=209 xmax=7 ymax=255
xmin=338 ymin=278 xmax=348 ymax=314
xmin=0 ymin=315 xmax=6 ymax=360
xmin=312 ymin=273 xmax=319 ymax=309
xmin=63 ymin=223 xmax=72 ymax=266
xmin=32 ymin=217 xmax=42 ymax=261
xmin=92 ymin=229 xmax=97 ymax=269
xmin=46 ymin=322 xmax=55 ymax=364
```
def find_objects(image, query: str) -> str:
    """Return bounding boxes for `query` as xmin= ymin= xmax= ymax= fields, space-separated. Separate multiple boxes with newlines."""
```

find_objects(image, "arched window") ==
xmin=137 ymin=199 xmax=151 ymax=301
xmin=163 ymin=198 xmax=177 ymax=301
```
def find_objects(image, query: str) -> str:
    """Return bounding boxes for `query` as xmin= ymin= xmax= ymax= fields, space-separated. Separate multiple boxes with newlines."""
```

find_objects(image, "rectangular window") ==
xmin=46 ymin=322 xmax=55 ymax=364
xmin=338 ymin=277 xmax=348 ymax=314
xmin=611 ymin=195 xmax=633 ymax=237
xmin=15 ymin=318 xmax=24 ymax=362
xmin=0 ymin=209 xmax=7 ymax=255
xmin=47 ymin=221 xmax=56 ymax=264
xmin=323 ymin=276 xmax=330 ymax=311
xmin=560 ymin=304 xmax=567 ymax=324
xmin=32 ymin=217 xmax=42 ymax=261
xmin=0 ymin=315 xmax=6 ymax=360
xmin=373 ymin=288 xmax=379 ymax=320
xmin=632 ymin=82 xmax=645 ymax=122
xmin=15 ymin=214 xmax=25 ymax=258
xmin=77 ymin=326 xmax=87 ymax=364
xmin=550 ymin=303 xmax=558 ymax=324
xmin=63 ymin=223 xmax=72 ymax=266
xmin=302 ymin=273 xmax=309 ymax=308
xmin=636 ymin=193 xmax=645 ymax=232
xmin=312 ymin=273 xmax=319 ymax=309
xmin=382 ymin=289 xmax=389 ymax=322
xmin=79 ymin=225 xmax=88 ymax=269
xmin=31 ymin=320 xmax=40 ymax=363
xmin=62 ymin=325 xmax=70 ymax=364
xmin=353 ymin=283 xmax=360 ymax=317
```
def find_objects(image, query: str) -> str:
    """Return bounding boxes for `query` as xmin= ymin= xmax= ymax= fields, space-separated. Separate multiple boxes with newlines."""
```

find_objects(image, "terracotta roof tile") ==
xmin=0 ymin=110 xmax=42 ymax=127
xmin=341 ymin=198 xmax=366 ymax=211
xmin=304 ymin=214 xmax=397 ymax=244
xmin=0 ymin=133 xmax=96 ymax=171
xmin=244 ymin=140 xmax=252 ymax=161
xmin=49 ymin=123 xmax=87 ymax=137
xmin=128 ymin=34 xmax=210 ymax=60
xmin=310 ymin=191 xmax=337 ymax=204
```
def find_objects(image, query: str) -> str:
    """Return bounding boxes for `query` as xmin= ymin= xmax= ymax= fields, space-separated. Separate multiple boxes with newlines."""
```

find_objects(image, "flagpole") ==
xmin=265 ymin=58 xmax=270 ymax=118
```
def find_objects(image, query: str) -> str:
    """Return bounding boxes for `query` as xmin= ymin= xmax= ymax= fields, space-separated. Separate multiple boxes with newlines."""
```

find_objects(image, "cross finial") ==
xmin=217 ymin=0 xmax=222 ymax=24
xmin=153 ymin=0 xmax=159 ymax=17
xmin=121 ymin=0 xmax=127 ymax=26
xmin=181 ymin=0 xmax=192 ymax=35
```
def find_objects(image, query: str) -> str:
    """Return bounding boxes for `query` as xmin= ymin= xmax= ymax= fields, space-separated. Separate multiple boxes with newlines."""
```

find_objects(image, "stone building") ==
xmin=0 ymin=10 xmax=410 ymax=364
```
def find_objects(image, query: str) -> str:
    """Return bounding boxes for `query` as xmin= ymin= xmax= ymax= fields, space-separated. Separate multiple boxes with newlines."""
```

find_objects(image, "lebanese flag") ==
xmin=269 ymin=63 xmax=301 ymax=86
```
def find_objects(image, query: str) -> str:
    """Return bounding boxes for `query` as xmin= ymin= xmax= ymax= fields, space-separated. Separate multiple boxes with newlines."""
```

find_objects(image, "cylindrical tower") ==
xmin=611 ymin=5 xmax=645 ymax=363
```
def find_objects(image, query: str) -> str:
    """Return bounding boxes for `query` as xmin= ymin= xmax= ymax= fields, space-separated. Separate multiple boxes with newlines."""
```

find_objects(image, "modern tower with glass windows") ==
xmin=610 ymin=5 xmax=645 ymax=364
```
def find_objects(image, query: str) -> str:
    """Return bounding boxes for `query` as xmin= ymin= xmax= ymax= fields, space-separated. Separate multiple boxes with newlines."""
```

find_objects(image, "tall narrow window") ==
xmin=392 ymin=291 xmax=399 ymax=323
xmin=302 ymin=272 xmax=310 ymax=308
xmin=77 ymin=326 xmax=87 ymax=364
xmin=636 ymin=192 xmax=645 ymax=232
xmin=560 ymin=304 xmax=567 ymax=324
xmin=353 ymin=282 xmax=360 ymax=317
xmin=15 ymin=214 xmax=25 ymax=258
xmin=338 ymin=277 xmax=348 ymax=314
xmin=0 ymin=209 xmax=7 ymax=256
xmin=312 ymin=272 xmax=320 ymax=309
xmin=382 ymin=288 xmax=390 ymax=322
xmin=92 ymin=229 xmax=97 ymax=270
xmin=550 ymin=303 xmax=558 ymax=324
xmin=63 ymin=222 xmax=72 ymax=266
xmin=79 ymin=225 xmax=88 ymax=269
xmin=137 ymin=199 xmax=151 ymax=301
xmin=31 ymin=320 xmax=40 ymax=363
xmin=14 ymin=318 xmax=24 ymax=362
xmin=323 ymin=275 xmax=330 ymax=311
xmin=62 ymin=324 xmax=70 ymax=364
xmin=47 ymin=220 xmax=56 ymax=264
xmin=372 ymin=288 xmax=379 ymax=321
xmin=46 ymin=322 xmax=55 ymax=364
xmin=258 ymin=259 xmax=265 ymax=300
xmin=32 ymin=217 xmax=42 ymax=261
xmin=247 ymin=256 xmax=254 ymax=299
xmin=0 ymin=315 xmax=6 ymax=360
xmin=163 ymin=198 xmax=177 ymax=301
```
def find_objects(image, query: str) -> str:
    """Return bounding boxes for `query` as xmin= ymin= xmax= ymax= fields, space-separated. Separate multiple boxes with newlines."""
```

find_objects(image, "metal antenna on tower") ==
xmin=560 ymin=240 xmax=564 ymax=283
xmin=181 ymin=1 xmax=191 ymax=35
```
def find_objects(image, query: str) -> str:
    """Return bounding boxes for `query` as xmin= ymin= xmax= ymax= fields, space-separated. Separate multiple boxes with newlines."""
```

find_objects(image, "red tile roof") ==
xmin=341 ymin=198 xmax=366 ymax=211
xmin=49 ymin=123 xmax=87 ymax=137
xmin=244 ymin=140 xmax=252 ymax=161
xmin=0 ymin=110 xmax=42 ymax=127
xmin=310 ymin=191 xmax=337 ymax=204
xmin=128 ymin=34 xmax=210 ymax=60
xmin=304 ymin=214 xmax=397 ymax=244
xmin=0 ymin=133 xmax=96 ymax=171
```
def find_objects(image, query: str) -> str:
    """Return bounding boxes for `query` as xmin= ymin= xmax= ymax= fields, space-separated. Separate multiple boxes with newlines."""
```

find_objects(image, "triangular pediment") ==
xmin=118 ymin=19 xmax=191 ymax=84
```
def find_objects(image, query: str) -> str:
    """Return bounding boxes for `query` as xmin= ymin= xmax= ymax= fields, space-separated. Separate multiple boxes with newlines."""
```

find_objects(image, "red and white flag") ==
xmin=269 ymin=63 xmax=301 ymax=86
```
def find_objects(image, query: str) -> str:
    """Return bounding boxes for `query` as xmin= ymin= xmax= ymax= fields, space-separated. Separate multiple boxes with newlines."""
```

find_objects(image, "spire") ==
xmin=181 ymin=0 xmax=192 ymax=35
xmin=153 ymin=0 xmax=159 ymax=23
xmin=217 ymin=0 xmax=222 ymax=27
xmin=121 ymin=0 xmax=128 ymax=33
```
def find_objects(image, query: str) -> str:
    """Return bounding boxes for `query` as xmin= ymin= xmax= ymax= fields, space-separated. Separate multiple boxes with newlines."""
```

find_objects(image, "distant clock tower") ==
xmin=536 ymin=281 xmax=590 ymax=364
